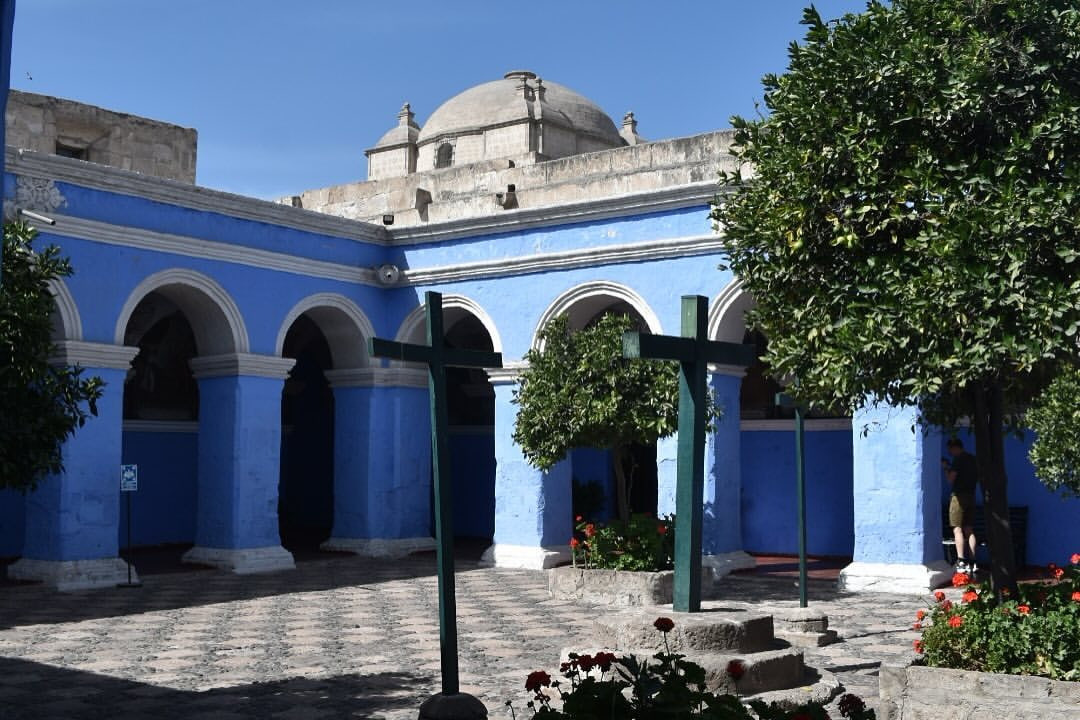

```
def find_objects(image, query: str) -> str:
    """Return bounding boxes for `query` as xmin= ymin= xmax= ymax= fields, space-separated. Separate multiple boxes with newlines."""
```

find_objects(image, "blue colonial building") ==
xmin=2 ymin=72 xmax=1076 ymax=592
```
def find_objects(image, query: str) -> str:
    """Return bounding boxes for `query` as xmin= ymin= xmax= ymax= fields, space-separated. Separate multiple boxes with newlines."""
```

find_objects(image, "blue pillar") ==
xmin=322 ymin=367 xmax=434 ymax=557
xmin=483 ymin=368 xmax=571 ymax=569
xmin=702 ymin=367 xmax=755 ymax=574
xmin=8 ymin=342 xmax=139 ymax=590
xmin=182 ymin=353 xmax=296 ymax=574
xmin=839 ymin=401 xmax=950 ymax=592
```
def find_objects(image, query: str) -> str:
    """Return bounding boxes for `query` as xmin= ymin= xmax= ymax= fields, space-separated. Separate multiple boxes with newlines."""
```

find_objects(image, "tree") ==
xmin=710 ymin=0 xmax=1080 ymax=597
xmin=513 ymin=314 xmax=696 ymax=522
xmin=0 ymin=220 xmax=104 ymax=491
xmin=1026 ymin=364 xmax=1080 ymax=498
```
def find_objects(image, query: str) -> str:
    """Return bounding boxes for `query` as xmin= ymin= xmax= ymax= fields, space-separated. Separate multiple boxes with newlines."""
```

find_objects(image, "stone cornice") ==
xmin=740 ymin=418 xmax=852 ymax=432
xmin=324 ymin=367 xmax=429 ymax=389
xmin=189 ymin=353 xmax=296 ymax=379
xmin=47 ymin=213 xmax=380 ymax=286
xmin=49 ymin=341 xmax=139 ymax=369
xmin=5 ymin=147 xmax=389 ymax=245
xmin=387 ymin=182 xmax=722 ymax=244
xmin=402 ymin=233 xmax=725 ymax=285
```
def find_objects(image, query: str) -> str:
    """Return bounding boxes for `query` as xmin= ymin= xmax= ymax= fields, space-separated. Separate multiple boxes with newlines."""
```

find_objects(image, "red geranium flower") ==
xmin=584 ymin=523 xmax=596 ymax=538
xmin=913 ymin=639 xmax=924 ymax=653
xmin=952 ymin=572 xmax=971 ymax=587
xmin=1018 ymin=604 xmax=1031 ymax=614
xmin=577 ymin=654 xmax=595 ymax=672
xmin=948 ymin=615 xmax=963 ymax=628
xmin=1071 ymin=552 xmax=1080 ymax=565
xmin=941 ymin=600 xmax=953 ymax=612
xmin=726 ymin=660 xmax=745 ymax=681
xmin=575 ymin=515 xmax=583 ymax=522
xmin=912 ymin=622 xmax=922 ymax=630
xmin=657 ymin=524 xmax=667 ymax=535
xmin=1053 ymin=567 xmax=1065 ymax=580
xmin=570 ymin=537 xmax=580 ymax=549
xmin=962 ymin=590 xmax=978 ymax=603
xmin=934 ymin=590 xmax=946 ymax=602
xmin=653 ymin=617 xmax=675 ymax=633
xmin=1071 ymin=591 xmax=1080 ymax=602
xmin=594 ymin=651 xmax=617 ymax=672
xmin=916 ymin=609 xmax=926 ymax=620
xmin=525 ymin=670 xmax=551 ymax=692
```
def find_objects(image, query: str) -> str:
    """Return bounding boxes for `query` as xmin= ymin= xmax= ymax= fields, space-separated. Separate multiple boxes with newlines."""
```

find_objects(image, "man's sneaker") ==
xmin=955 ymin=561 xmax=970 ymax=574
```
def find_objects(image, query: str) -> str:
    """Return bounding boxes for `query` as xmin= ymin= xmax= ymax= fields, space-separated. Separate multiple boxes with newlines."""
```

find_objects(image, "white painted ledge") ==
xmin=321 ymin=536 xmax=435 ymax=558
xmin=181 ymin=545 xmax=295 ymax=574
xmin=838 ymin=560 xmax=953 ymax=594
xmin=479 ymin=543 xmax=570 ymax=570
xmin=703 ymin=550 xmax=757 ymax=577
xmin=7 ymin=557 xmax=137 ymax=592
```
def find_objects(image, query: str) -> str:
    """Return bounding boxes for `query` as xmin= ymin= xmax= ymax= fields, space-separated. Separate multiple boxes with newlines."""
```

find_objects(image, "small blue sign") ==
xmin=120 ymin=464 xmax=138 ymax=492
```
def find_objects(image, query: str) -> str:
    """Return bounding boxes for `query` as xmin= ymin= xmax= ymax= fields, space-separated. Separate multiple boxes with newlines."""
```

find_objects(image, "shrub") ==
xmin=570 ymin=513 xmax=674 ymax=572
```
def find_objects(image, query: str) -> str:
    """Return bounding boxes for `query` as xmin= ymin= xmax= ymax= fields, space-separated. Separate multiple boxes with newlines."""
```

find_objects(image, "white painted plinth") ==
xmin=320 ymin=536 xmax=435 ymax=558
xmin=182 ymin=545 xmax=295 ymax=574
xmin=479 ymin=543 xmax=570 ymax=570
xmin=703 ymin=550 xmax=756 ymax=577
xmin=838 ymin=560 xmax=953 ymax=594
xmin=7 ymin=557 xmax=137 ymax=592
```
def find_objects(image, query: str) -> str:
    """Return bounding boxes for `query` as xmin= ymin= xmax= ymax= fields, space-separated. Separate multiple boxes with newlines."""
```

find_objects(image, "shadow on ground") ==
xmin=0 ymin=656 xmax=430 ymax=720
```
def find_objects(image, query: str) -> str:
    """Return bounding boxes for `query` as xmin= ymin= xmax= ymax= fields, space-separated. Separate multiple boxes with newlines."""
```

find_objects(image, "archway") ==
xmin=533 ymin=282 xmax=663 ymax=522
xmin=397 ymin=296 xmax=498 ymax=559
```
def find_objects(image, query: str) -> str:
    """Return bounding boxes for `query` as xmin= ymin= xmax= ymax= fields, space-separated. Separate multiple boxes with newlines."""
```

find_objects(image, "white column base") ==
xmin=320 ymin=536 xmax=435 ymax=558
xmin=703 ymin=550 xmax=757 ymax=577
xmin=182 ymin=545 xmax=295 ymax=574
xmin=479 ymin=543 xmax=570 ymax=570
xmin=7 ymin=557 xmax=138 ymax=592
xmin=838 ymin=560 xmax=953 ymax=594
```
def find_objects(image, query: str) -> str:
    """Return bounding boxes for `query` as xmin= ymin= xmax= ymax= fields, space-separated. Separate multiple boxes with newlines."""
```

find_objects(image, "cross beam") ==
xmin=624 ymin=295 xmax=755 ymax=612
xmin=368 ymin=291 xmax=502 ymax=697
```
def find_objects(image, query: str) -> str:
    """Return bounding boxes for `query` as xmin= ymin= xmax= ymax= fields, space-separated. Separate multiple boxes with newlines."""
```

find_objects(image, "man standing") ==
xmin=944 ymin=437 xmax=979 ymax=574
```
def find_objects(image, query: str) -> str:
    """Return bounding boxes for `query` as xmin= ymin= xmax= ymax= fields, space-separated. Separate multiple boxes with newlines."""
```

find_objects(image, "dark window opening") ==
xmin=435 ymin=143 xmax=454 ymax=169
xmin=55 ymin=142 xmax=87 ymax=160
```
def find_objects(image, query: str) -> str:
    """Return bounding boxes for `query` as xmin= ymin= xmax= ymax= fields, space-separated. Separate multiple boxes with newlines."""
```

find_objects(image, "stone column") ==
xmin=182 ymin=353 xmax=296 ymax=574
xmin=321 ymin=367 xmax=435 ymax=558
xmin=9 ymin=341 xmax=140 ymax=591
xmin=702 ymin=365 xmax=756 ymax=575
xmin=481 ymin=366 xmax=571 ymax=569
xmin=838 ymin=402 xmax=951 ymax=593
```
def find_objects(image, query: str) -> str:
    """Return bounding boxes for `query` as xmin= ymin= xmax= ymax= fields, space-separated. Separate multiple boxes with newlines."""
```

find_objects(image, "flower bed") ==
xmin=570 ymin=513 xmax=674 ymax=571
xmin=548 ymin=565 xmax=675 ymax=607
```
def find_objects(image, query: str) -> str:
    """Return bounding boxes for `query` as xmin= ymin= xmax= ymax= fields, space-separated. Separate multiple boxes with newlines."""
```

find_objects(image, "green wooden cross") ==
xmin=776 ymin=391 xmax=809 ymax=608
xmin=623 ymin=295 xmax=755 ymax=612
xmin=368 ymin=291 xmax=502 ymax=697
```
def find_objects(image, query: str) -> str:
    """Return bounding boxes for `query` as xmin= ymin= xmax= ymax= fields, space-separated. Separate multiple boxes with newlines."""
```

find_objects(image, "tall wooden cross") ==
xmin=368 ymin=291 xmax=502 ymax=700
xmin=623 ymin=295 xmax=755 ymax=612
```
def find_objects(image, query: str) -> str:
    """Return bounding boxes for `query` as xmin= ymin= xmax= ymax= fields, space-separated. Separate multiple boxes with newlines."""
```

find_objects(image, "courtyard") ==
xmin=0 ymin=552 xmax=928 ymax=719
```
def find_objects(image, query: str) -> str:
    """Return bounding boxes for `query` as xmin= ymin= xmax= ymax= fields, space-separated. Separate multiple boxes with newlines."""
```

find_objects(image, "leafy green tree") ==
xmin=1 ymin=221 xmax=104 ymax=491
xmin=710 ymin=0 xmax=1080 ymax=596
xmin=1026 ymin=365 xmax=1080 ymax=498
xmin=513 ymin=314 xmax=701 ymax=522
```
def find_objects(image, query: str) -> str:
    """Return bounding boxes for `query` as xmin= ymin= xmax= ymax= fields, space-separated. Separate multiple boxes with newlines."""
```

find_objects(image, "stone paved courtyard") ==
xmin=0 ymin=554 xmax=932 ymax=719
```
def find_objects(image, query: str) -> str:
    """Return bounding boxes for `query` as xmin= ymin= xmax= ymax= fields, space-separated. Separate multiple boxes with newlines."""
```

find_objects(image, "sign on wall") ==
xmin=120 ymin=464 xmax=138 ymax=492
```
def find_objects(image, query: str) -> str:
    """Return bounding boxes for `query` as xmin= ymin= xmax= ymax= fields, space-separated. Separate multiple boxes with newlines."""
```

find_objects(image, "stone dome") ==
xmin=416 ymin=71 xmax=622 ymax=147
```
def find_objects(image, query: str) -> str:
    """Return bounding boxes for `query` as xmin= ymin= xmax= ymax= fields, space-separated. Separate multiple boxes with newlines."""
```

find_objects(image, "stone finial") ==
xmin=398 ymin=102 xmax=418 ymax=127
xmin=535 ymin=77 xmax=546 ymax=102
xmin=620 ymin=111 xmax=645 ymax=146
xmin=622 ymin=111 xmax=637 ymax=130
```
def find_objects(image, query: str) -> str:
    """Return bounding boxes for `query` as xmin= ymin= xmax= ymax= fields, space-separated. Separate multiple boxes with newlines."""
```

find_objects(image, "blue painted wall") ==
xmin=741 ymin=428 xmax=855 ymax=557
xmin=119 ymin=430 xmax=198 ymax=546
xmin=449 ymin=430 xmax=495 ymax=539
xmin=941 ymin=429 xmax=1080 ymax=567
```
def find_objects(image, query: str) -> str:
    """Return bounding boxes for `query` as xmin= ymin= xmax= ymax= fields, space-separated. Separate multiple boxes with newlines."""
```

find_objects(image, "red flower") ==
xmin=726 ymin=660 xmax=745 ymax=681
xmin=577 ymin=654 xmax=595 ymax=672
xmin=1071 ymin=591 xmax=1080 ymax=602
xmin=948 ymin=615 xmax=963 ymax=628
xmin=934 ymin=591 xmax=946 ymax=602
xmin=570 ymin=537 xmax=580 ymax=549
xmin=912 ymin=622 xmax=922 ymax=630
xmin=913 ymin=639 xmax=924 ymax=653
xmin=952 ymin=572 xmax=971 ymax=588
xmin=1071 ymin=552 xmax=1080 ymax=565
xmin=657 ymin=524 xmax=668 ymax=535
xmin=941 ymin=600 xmax=953 ymax=612
xmin=525 ymin=670 xmax=551 ymax=692
xmin=575 ymin=515 xmax=583 ymax=522
xmin=916 ymin=609 xmax=926 ymax=620
xmin=584 ymin=523 xmax=596 ymax=538
xmin=962 ymin=590 xmax=978 ymax=603
xmin=1053 ymin=567 xmax=1065 ymax=580
xmin=1018 ymin=604 xmax=1031 ymax=614
xmin=653 ymin=617 xmax=675 ymax=633
xmin=594 ymin=651 xmax=617 ymax=672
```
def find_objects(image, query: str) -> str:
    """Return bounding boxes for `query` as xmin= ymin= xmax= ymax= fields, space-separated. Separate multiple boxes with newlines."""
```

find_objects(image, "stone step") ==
xmin=591 ymin=607 xmax=776 ymax=654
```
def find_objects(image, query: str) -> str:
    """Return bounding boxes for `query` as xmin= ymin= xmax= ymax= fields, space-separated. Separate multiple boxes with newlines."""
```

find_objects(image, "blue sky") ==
xmin=10 ymin=1 xmax=868 ymax=199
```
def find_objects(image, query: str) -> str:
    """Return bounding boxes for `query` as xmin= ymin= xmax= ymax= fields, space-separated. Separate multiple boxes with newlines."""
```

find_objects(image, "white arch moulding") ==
xmin=48 ymin=278 xmax=83 ymax=341
xmin=113 ymin=268 xmax=250 ymax=355
xmin=708 ymin=278 xmax=755 ymax=344
xmin=394 ymin=293 xmax=504 ymax=353
xmin=530 ymin=280 xmax=663 ymax=351
xmin=275 ymin=293 xmax=376 ymax=369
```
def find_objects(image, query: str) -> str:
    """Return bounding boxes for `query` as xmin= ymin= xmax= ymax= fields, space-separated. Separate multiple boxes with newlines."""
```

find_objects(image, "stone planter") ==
xmin=879 ymin=664 xmax=1080 ymax=720
xmin=548 ymin=565 xmax=674 ymax=606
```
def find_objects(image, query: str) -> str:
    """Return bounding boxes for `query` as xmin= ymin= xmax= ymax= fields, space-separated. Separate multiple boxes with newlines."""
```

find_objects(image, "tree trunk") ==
xmin=612 ymin=445 xmax=631 ymax=523
xmin=971 ymin=380 xmax=1019 ymax=600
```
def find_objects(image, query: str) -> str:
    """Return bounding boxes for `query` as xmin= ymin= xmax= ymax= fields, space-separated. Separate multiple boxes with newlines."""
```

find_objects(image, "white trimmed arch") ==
xmin=708 ymin=278 xmax=755 ymax=343
xmin=48 ymin=279 xmax=82 ymax=341
xmin=531 ymin=281 xmax=663 ymax=350
xmin=114 ymin=268 xmax=249 ymax=355
xmin=395 ymin=294 xmax=504 ymax=353
xmin=275 ymin=293 xmax=375 ymax=369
